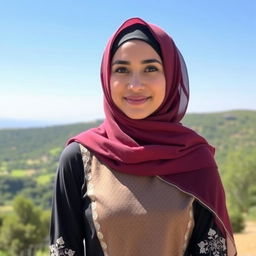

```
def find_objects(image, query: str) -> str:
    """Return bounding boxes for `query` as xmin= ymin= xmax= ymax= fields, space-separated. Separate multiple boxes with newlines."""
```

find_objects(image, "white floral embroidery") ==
xmin=49 ymin=236 xmax=75 ymax=256
xmin=197 ymin=228 xmax=227 ymax=256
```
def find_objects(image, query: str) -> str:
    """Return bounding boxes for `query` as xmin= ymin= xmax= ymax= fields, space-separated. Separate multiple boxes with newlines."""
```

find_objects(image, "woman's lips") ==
xmin=124 ymin=96 xmax=151 ymax=105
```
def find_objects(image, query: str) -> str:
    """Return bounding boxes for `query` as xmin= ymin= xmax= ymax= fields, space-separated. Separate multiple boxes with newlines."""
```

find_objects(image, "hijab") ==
xmin=110 ymin=23 xmax=162 ymax=58
xmin=68 ymin=17 xmax=236 ymax=254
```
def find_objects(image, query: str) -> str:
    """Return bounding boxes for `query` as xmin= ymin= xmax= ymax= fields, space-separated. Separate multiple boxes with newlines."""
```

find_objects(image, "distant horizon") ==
xmin=0 ymin=109 xmax=255 ymax=129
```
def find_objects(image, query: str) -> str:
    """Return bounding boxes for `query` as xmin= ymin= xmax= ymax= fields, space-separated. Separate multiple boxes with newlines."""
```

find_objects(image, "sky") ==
xmin=0 ymin=0 xmax=255 ymax=126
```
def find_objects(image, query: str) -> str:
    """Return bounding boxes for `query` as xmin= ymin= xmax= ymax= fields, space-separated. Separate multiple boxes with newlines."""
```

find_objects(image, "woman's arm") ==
xmin=185 ymin=201 xmax=227 ymax=256
xmin=49 ymin=142 xmax=86 ymax=256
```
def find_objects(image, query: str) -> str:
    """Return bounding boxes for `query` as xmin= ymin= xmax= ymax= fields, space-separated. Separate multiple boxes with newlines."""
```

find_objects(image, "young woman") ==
xmin=50 ymin=18 xmax=237 ymax=256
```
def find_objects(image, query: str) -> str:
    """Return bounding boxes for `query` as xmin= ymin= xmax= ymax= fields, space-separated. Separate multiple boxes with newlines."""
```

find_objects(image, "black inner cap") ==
xmin=111 ymin=24 xmax=162 ymax=59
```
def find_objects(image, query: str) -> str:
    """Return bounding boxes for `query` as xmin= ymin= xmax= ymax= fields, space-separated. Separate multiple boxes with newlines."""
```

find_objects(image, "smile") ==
xmin=124 ymin=96 xmax=151 ymax=105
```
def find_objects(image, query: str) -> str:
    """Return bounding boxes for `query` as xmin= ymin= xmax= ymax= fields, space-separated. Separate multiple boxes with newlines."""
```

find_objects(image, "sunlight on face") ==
xmin=110 ymin=40 xmax=166 ymax=119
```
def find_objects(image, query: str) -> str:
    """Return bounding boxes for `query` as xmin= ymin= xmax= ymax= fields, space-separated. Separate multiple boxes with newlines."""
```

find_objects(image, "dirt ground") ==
xmin=234 ymin=221 xmax=256 ymax=256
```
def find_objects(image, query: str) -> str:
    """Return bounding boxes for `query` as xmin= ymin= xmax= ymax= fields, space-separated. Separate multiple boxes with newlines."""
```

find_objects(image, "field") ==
xmin=234 ymin=221 xmax=256 ymax=256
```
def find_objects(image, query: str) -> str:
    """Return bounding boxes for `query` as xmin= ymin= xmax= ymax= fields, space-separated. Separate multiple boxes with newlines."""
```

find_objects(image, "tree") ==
xmin=223 ymin=148 xmax=256 ymax=213
xmin=0 ymin=196 xmax=49 ymax=256
xmin=222 ymin=148 xmax=256 ymax=233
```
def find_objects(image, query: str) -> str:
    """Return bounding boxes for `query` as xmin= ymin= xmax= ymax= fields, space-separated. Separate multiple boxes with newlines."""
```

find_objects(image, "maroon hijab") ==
xmin=68 ymin=18 xmax=236 ymax=254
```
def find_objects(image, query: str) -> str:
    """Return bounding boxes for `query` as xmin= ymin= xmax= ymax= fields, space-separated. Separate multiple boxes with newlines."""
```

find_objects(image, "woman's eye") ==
xmin=145 ymin=66 xmax=158 ymax=72
xmin=114 ymin=67 xmax=129 ymax=73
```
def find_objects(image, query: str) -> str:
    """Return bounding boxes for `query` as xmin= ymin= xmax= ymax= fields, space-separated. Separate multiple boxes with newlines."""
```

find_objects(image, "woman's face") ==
xmin=110 ymin=40 xmax=166 ymax=119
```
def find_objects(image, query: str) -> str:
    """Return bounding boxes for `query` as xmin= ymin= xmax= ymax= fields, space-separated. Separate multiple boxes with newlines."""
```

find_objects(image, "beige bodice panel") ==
xmin=81 ymin=145 xmax=194 ymax=256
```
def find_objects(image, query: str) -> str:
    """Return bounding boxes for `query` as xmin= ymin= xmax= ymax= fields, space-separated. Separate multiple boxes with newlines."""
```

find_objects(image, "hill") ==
xmin=0 ymin=110 xmax=255 ymax=209
xmin=183 ymin=110 xmax=256 ymax=163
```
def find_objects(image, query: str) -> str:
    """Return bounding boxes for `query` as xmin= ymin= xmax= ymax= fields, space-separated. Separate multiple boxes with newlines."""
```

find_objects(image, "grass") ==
xmin=0 ymin=205 xmax=13 ymax=213
xmin=36 ymin=249 xmax=48 ymax=256
xmin=0 ymin=248 xmax=48 ymax=256
xmin=11 ymin=169 xmax=34 ymax=177
xmin=49 ymin=147 xmax=62 ymax=156
xmin=36 ymin=173 xmax=54 ymax=185
xmin=248 ymin=206 xmax=256 ymax=220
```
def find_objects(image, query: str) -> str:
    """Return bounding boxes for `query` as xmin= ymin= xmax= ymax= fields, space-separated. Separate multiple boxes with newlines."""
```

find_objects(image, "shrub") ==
xmin=230 ymin=209 xmax=245 ymax=233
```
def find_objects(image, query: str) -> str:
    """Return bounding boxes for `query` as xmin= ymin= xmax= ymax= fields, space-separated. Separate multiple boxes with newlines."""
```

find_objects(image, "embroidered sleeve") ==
xmin=184 ymin=201 xmax=227 ymax=256
xmin=50 ymin=237 xmax=75 ymax=256
xmin=49 ymin=142 xmax=86 ymax=255
xmin=197 ymin=228 xmax=226 ymax=255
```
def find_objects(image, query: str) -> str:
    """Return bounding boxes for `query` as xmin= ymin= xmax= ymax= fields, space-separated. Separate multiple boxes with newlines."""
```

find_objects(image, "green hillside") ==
xmin=0 ymin=120 xmax=102 ymax=208
xmin=183 ymin=110 xmax=256 ymax=164
xmin=0 ymin=110 xmax=255 ymax=211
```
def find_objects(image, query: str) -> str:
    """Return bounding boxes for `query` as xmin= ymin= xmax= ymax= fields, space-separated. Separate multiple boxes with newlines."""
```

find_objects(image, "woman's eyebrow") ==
xmin=112 ymin=59 xmax=162 ymax=66
xmin=112 ymin=60 xmax=130 ymax=66
xmin=142 ymin=59 xmax=162 ymax=64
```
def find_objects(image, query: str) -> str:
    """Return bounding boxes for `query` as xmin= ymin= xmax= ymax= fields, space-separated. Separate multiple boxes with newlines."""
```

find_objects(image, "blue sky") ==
xmin=0 ymin=0 xmax=255 ymax=125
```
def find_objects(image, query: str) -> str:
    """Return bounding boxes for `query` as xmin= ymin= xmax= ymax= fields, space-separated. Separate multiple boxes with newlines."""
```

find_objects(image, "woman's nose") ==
xmin=128 ymin=73 xmax=144 ymax=90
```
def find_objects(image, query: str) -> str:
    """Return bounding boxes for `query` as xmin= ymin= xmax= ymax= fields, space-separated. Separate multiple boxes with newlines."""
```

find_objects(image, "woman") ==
xmin=50 ymin=18 xmax=237 ymax=255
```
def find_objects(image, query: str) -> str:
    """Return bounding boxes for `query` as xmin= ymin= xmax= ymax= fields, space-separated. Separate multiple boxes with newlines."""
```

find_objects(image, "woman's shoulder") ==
xmin=59 ymin=142 xmax=82 ymax=164
xmin=57 ymin=142 xmax=85 ymax=181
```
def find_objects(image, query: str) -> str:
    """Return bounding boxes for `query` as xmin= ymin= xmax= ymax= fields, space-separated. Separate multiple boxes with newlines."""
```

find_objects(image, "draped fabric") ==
xmin=68 ymin=17 xmax=236 ymax=254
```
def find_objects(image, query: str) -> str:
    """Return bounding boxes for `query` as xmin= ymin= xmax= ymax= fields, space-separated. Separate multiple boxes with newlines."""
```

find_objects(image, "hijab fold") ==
xmin=68 ymin=17 xmax=236 ymax=254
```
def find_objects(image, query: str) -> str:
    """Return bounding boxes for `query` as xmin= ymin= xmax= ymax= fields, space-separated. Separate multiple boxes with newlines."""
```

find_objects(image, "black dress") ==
xmin=49 ymin=142 xmax=227 ymax=256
